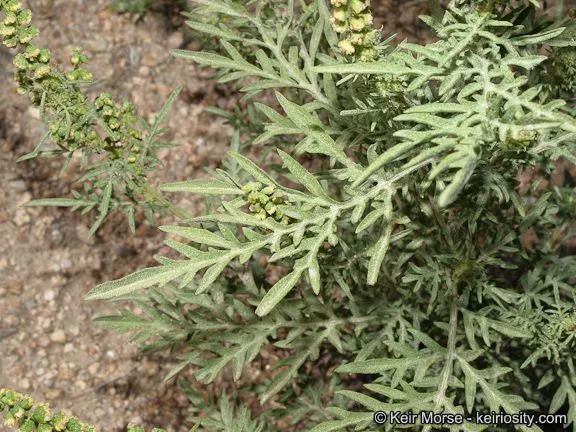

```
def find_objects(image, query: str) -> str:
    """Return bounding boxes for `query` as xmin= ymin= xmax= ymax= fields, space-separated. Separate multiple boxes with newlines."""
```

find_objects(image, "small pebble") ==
xmin=50 ymin=330 xmax=66 ymax=343
xmin=19 ymin=378 xmax=30 ymax=390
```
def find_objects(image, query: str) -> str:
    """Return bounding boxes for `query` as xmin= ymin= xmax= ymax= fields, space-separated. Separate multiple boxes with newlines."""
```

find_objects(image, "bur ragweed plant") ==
xmin=2 ymin=0 xmax=576 ymax=431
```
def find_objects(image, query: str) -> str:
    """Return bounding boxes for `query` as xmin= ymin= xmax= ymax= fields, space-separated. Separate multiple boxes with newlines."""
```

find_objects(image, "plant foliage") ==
xmin=2 ymin=0 xmax=576 ymax=430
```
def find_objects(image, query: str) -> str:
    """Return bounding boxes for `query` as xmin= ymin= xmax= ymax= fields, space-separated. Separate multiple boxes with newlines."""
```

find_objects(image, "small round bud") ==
xmin=349 ymin=33 xmax=363 ymax=45
xmin=330 ymin=19 xmax=348 ymax=33
xmin=6 ymin=0 xmax=23 ymax=13
xmin=13 ymin=53 xmax=30 ymax=70
xmin=264 ymin=202 xmax=277 ymax=215
xmin=34 ymin=65 xmax=51 ymax=78
xmin=52 ymin=411 xmax=70 ymax=431
xmin=18 ymin=395 xmax=33 ymax=410
xmin=338 ymin=39 xmax=355 ymax=55
xmin=24 ymin=44 xmax=41 ymax=59
xmin=362 ymin=13 xmax=373 ymax=26
xmin=332 ymin=7 xmax=346 ymax=21
xmin=65 ymin=417 xmax=82 ymax=432
xmin=2 ymin=36 xmax=19 ymax=48
xmin=38 ymin=48 xmax=51 ymax=63
xmin=261 ymin=185 xmax=275 ymax=195
xmin=18 ymin=26 xmax=39 ymax=43
xmin=17 ymin=9 xmax=32 ymax=26
xmin=0 ymin=24 xmax=17 ymax=37
xmin=358 ymin=47 xmax=378 ymax=62
xmin=19 ymin=419 xmax=36 ymax=432
xmin=350 ymin=17 xmax=366 ymax=31
xmin=109 ymin=118 xmax=120 ymax=130
xmin=3 ymin=12 xmax=17 ymax=25
xmin=350 ymin=0 xmax=367 ymax=14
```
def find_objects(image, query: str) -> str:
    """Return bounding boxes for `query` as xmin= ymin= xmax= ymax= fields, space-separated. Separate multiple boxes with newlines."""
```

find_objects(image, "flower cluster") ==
xmin=242 ymin=182 xmax=290 ymax=224
xmin=0 ymin=388 xmax=165 ymax=432
xmin=94 ymin=93 xmax=143 ymax=164
xmin=0 ymin=1 xmax=35 ymax=47
xmin=0 ymin=0 xmax=144 ymax=156
xmin=329 ymin=0 xmax=377 ymax=61
xmin=502 ymin=129 xmax=538 ymax=151
xmin=547 ymin=30 xmax=576 ymax=94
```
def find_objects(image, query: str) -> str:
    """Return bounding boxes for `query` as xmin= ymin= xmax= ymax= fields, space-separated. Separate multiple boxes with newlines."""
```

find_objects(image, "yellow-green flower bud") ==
xmin=37 ymin=424 xmax=54 ymax=432
xmin=350 ymin=0 xmax=367 ymax=14
xmin=330 ymin=18 xmax=347 ymax=33
xmin=362 ymin=13 xmax=373 ymax=26
xmin=330 ymin=0 xmax=347 ymax=6
xmin=0 ymin=24 xmax=17 ymax=36
xmin=65 ymin=417 xmax=82 ymax=432
xmin=17 ymin=9 xmax=32 ymax=26
xmin=9 ymin=405 xmax=25 ymax=420
xmin=109 ymin=118 xmax=120 ymax=130
xmin=4 ymin=11 xmax=17 ymax=25
xmin=363 ymin=29 xmax=377 ymax=45
xmin=20 ymin=418 xmax=36 ymax=432
xmin=4 ymin=411 xmax=17 ymax=426
xmin=2 ymin=36 xmax=18 ymax=48
xmin=261 ymin=185 xmax=275 ymax=195
xmin=34 ymin=64 xmax=51 ymax=78
xmin=6 ymin=0 xmax=22 ymax=13
xmin=264 ymin=202 xmax=277 ymax=215
xmin=358 ymin=47 xmax=378 ymax=62
xmin=349 ymin=33 xmax=363 ymax=45
xmin=52 ymin=412 xmax=69 ymax=431
xmin=18 ymin=26 xmax=39 ymax=43
xmin=24 ymin=44 xmax=40 ymax=59
xmin=338 ymin=39 xmax=355 ymax=55
xmin=350 ymin=17 xmax=366 ymax=32
xmin=13 ymin=53 xmax=29 ymax=69
xmin=38 ymin=48 xmax=51 ymax=63
xmin=17 ymin=395 xmax=33 ymax=410
xmin=332 ymin=7 xmax=346 ymax=21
